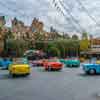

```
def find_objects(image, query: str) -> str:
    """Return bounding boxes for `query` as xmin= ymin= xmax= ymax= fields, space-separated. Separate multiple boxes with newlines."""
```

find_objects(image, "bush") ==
xmin=6 ymin=39 xmax=30 ymax=57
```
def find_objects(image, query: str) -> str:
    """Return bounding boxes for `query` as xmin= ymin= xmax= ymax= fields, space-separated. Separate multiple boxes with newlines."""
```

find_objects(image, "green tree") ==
xmin=6 ymin=39 xmax=30 ymax=57
xmin=82 ymin=32 xmax=88 ymax=39
xmin=48 ymin=46 xmax=61 ymax=57
xmin=72 ymin=34 xmax=79 ymax=40
xmin=80 ymin=39 xmax=90 ymax=51
xmin=3 ymin=30 xmax=14 ymax=54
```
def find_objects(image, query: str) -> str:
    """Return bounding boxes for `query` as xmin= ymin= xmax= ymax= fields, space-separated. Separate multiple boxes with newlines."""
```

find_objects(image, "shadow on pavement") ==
xmin=77 ymin=73 xmax=100 ymax=77
xmin=37 ymin=68 xmax=62 ymax=72
xmin=91 ymin=92 xmax=100 ymax=100
xmin=0 ymin=74 xmax=31 ymax=80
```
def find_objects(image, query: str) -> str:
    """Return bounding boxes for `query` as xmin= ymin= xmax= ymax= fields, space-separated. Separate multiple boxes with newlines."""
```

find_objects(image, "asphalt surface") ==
xmin=0 ymin=65 xmax=100 ymax=100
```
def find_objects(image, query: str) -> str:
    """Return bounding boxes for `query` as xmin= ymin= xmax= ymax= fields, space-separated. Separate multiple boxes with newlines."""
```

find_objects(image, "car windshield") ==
xmin=48 ymin=59 xmax=59 ymax=62
xmin=67 ymin=57 xmax=78 ymax=60
xmin=13 ymin=58 xmax=28 ymax=64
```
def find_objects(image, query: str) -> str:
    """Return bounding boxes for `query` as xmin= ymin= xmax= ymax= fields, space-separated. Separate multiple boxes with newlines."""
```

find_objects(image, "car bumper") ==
xmin=10 ymin=69 xmax=30 ymax=75
xmin=66 ymin=64 xmax=80 ymax=67
xmin=45 ymin=66 xmax=62 ymax=70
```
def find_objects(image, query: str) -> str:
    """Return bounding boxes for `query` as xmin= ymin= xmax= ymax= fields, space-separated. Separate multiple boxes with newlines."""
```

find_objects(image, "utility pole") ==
xmin=63 ymin=32 xmax=64 ymax=39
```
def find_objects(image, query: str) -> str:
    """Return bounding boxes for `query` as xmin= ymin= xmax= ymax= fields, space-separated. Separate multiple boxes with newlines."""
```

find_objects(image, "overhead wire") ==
xmin=51 ymin=0 xmax=82 ymax=33
xmin=0 ymin=0 xmax=85 ymax=33
xmin=76 ymin=0 xmax=99 ymax=26
xmin=56 ymin=0 xmax=87 ymax=32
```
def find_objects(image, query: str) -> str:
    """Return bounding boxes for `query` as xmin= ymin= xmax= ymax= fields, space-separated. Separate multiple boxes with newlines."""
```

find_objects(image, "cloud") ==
xmin=0 ymin=0 xmax=100 ymax=36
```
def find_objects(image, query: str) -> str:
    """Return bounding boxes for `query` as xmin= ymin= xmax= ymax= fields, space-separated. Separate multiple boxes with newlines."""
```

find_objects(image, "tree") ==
xmin=6 ymin=30 xmax=14 ymax=39
xmin=82 ymin=32 xmax=88 ymax=39
xmin=48 ymin=46 xmax=61 ymax=57
xmin=54 ymin=40 xmax=66 ymax=58
xmin=72 ymin=34 xmax=79 ymax=40
xmin=80 ymin=39 xmax=90 ymax=51
xmin=3 ymin=29 xmax=14 ymax=55
xmin=63 ymin=39 xmax=79 ymax=57
xmin=63 ymin=33 xmax=70 ymax=39
xmin=6 ymin=39 xmax=30 ymax=57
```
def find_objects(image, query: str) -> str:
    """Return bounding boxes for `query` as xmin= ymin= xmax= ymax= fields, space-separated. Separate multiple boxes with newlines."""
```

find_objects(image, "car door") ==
xmin=0 ymin=60 xmax=3 ymax=67
xmin=95 ymin=64 xmax=100 ymax=73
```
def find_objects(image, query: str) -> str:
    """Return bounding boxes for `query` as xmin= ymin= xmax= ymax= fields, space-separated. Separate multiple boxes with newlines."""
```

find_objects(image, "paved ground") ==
xmin=0 ymin=65 xmax=100 ymax=100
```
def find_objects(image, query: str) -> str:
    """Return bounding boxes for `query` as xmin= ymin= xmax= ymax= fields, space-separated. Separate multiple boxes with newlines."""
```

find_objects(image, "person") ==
xmin=89 ymin=55 xmax=92 ymax=63
xmin=97 ymin=56 xmax=100 ymax=60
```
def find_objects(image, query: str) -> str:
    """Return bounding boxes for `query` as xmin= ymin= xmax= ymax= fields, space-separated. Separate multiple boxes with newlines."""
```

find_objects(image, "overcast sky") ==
xmin=0 ymin=0 xmax=100 ymax=36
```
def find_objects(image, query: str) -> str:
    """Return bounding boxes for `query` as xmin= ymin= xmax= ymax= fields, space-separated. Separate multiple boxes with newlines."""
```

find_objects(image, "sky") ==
xmin=0 ymin=0 xmax=100 ymax=37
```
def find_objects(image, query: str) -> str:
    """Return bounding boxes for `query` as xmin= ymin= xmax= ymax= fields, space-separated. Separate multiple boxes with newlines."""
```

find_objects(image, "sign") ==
xmin=91 ymin=45 xmax=100 ymax=48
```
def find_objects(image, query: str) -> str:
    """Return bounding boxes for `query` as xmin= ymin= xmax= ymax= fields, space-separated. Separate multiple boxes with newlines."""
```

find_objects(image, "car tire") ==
xmin=12 ymin=74 xmax=16 ymax=77
xmin=45 ymin=68 xmax=48 ymax=71
xmin=77 ymin=65 xmax=80 ymax=67
xmin=85 ymin=71 xmax=89 ymax=75
xmin=75 ymin=65 xmax=79 ymax=67
xmin=66 ymin=65 xmax=70 ymax=67
xmin=58 ymin=68 xmax=62 ymax=71
xmin=88 ymin=69 xmax=96 ymax=75
xmin=48 ymin=66 xmax=51 ymax=71
xmin=26 ymin=73 xmax=30 ymax=76
xmin=9 ymin=72 xmax=12 ymax=77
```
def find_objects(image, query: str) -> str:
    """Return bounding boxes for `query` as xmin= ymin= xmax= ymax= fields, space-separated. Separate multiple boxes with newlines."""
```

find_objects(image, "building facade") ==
xmin=30 ymin=18 xmax=44 ymax=33
xmin=90 ymin=38 xmax=100 ymax=54
xmin=80 ymin=38 xmax=100 ymax=58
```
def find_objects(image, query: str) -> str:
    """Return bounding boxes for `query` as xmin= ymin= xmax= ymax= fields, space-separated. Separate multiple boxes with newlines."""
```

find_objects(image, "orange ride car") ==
xmin=43 ymin=59 xmax=63 ymax=71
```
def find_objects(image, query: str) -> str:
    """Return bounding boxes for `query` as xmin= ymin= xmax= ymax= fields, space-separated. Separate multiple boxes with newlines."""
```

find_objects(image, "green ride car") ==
xmin=59 ymin=59 xmax=65 ymax=64
xmin=60 ymin=58 xmax=80 ymax=67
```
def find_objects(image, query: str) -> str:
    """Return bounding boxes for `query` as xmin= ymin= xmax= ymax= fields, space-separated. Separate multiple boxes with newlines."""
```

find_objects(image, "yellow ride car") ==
xmin=96 ymin=60 xmax=100 ymax=64
xmin=9 ymin=58 xmax=31 ymax=77
xmin=80 ymin=57 xmax=85 ymax=62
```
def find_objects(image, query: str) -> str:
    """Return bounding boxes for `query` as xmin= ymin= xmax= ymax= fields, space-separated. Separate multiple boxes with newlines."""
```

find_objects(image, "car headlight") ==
xmin=27 ymin=67 xmax=30 ymax=70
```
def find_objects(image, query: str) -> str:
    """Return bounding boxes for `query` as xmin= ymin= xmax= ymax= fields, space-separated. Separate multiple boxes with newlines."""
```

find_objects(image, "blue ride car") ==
xmin=82 ymin=63 xmax=100 ymax=74
xmin=0 ymin=58 xmax=12 ymax=69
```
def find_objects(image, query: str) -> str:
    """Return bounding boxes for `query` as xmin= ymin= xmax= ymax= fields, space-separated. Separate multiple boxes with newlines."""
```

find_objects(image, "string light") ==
xmin=58 ymin=0 xmax=87 ymax=32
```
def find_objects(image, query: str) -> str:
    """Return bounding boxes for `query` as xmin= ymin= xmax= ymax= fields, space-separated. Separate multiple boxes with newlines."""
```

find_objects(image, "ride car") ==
xmin=9 ymin=58 xmax=30 ymax=77
xmin=0 ymin=58 xmax=12 ymax=69
xmin=43 ymin=59 xmax=63 ymax=71
xmin=30 ymin=59 xmax=48 ymax=67
xmin=59 ymin=58 xmax=66 ymax=64
xmin=60 ymin=58 xmax=80 ymax=67
xmin=82 ymin=63 xmax=100 ymax=75
xmin=24 ymin=50 xmax=47 ymax=60
xmin=96 ymin=59 xmax=100 ymax=64
xmin=79 ymin=57 xmax=85 ymax=62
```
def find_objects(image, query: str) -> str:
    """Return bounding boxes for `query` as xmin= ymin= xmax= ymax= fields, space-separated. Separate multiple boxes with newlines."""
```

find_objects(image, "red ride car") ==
xmin=43 ymin=59 xmax=63 ymax=71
